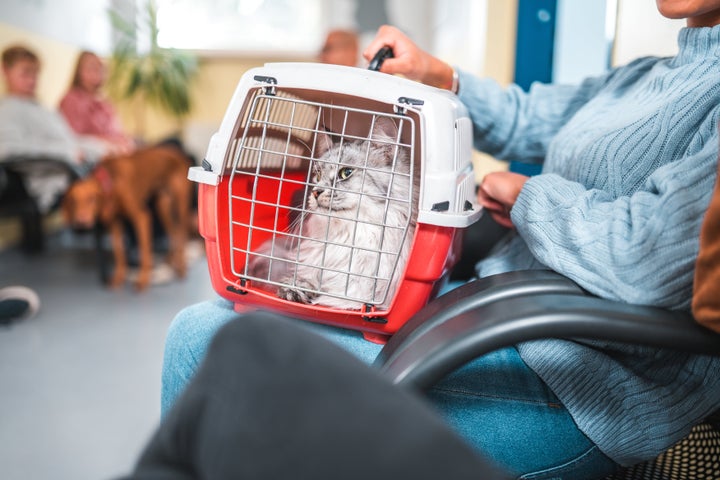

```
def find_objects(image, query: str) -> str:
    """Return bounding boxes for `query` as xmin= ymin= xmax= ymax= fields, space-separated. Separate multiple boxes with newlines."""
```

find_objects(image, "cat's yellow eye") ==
xmin=338 ymin=167 xmax=354 ymax=180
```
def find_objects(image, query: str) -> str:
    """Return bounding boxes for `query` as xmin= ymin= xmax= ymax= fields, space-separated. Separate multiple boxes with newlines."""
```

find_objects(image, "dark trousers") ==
xmin=0 ymin=168 xmax=43 ymax=253
xmin=121 ymin=312 xmax=506 ymax=480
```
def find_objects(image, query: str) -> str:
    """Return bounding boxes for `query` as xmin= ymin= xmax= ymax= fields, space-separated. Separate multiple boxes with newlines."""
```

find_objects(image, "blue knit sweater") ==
xmin=458 ymin=25 xmax=720 ymax=465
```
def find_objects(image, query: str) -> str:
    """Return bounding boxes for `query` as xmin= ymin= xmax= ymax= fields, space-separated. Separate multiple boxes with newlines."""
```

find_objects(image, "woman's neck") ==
xmin=687 ymin=10 xmax=720 ymax=27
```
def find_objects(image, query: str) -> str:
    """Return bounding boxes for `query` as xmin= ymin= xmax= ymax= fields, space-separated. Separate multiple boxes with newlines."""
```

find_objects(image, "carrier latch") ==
xmin=253 ymin=75 xmax=277 ymax=95
xmin=395 ymin=97 xmax=424 ymax=115
xmin=361 ymin=303 xmax=388 ymax=324
xmin=226 ymin=279 xmax=249 ymax=296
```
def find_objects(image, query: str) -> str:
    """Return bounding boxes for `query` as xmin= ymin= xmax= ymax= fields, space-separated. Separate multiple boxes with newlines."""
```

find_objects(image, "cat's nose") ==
xmin=312 ymin=188 xmax=324 ymax=198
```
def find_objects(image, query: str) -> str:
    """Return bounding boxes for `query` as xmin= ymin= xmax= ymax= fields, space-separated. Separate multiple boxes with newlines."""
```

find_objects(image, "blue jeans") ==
xmin=161 ymin=298 xmax=618 ymax=479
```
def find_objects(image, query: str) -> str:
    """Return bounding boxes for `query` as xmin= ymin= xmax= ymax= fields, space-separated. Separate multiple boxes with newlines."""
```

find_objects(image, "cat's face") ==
xmin=307 ymin=118 xmax=409 ymax=213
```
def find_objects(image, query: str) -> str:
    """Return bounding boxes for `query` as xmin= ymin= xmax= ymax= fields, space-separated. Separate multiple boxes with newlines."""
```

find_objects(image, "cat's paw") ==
xmin=277 ymin=286 xmax=316 ymax=304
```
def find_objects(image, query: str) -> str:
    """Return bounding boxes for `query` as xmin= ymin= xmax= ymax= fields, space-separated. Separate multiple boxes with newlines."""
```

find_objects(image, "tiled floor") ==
xmin=0 ymin=230 xmax=216 ymax=480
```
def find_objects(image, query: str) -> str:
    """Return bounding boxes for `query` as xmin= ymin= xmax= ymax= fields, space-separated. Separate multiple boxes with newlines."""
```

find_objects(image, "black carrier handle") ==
xmin=368 ymin=46 xmax=394 ymax=72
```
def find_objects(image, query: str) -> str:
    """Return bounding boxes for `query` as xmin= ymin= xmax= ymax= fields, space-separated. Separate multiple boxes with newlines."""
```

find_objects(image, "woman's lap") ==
xmin=429 ymin=353 xmax=615 ymax=477
xmin=161 ymin=298 xmax=617 ymax=478
xmin=161 ymin=298 xmax=382 ymax=414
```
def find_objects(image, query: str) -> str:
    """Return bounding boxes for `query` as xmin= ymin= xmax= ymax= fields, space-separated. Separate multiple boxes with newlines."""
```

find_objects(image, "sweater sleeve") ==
xmin=0 ymin=98 xmax=81 ymax=164
xmin=456 ymin=66 xmax=630 ymax=163
xmin=511 ymin=127 xmax=719 ymax=309
xmin=0 ymin=114 xmax=78 ymax=163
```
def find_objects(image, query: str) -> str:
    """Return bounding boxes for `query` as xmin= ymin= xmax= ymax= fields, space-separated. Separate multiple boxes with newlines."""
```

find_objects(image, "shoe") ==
xmin=0 ymin=286 xmax=40 ymax=325
xmin=185 ymin=239 xmax=205 ymax=264
xmin=127 ymin=263 xmax=176 ymax=286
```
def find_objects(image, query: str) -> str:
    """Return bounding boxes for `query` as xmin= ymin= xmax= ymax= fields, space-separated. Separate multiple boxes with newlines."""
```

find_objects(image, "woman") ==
xmin=59 ymin=51 xmax=135 ymax=156
xmin=159 ymin=2 xmax=720 ymax=478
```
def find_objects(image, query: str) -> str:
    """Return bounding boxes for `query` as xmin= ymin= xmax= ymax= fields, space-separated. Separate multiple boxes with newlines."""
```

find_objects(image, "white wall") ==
xmin=387 ymin=0 xmax=488 ymax=74
xmin=613 ymin=0 xmax=684 ymax=66
xmin=551 ymin=0 xmax=686 ymax=83
xmin=430 ymin=0 xmax=487 ymax=75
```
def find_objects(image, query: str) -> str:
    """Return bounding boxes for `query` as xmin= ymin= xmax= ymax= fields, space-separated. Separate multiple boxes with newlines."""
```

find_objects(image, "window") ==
xmin=156 ymin=0 xmax=327 ymax=54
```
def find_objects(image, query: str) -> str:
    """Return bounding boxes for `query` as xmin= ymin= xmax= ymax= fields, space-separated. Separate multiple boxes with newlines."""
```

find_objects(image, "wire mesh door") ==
xmin=226 ymin=90 xmax=417 ymax=310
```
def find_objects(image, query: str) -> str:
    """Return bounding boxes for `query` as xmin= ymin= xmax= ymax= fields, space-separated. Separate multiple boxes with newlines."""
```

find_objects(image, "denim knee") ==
xmin=161 ymin=299 xmax=236 ymax=416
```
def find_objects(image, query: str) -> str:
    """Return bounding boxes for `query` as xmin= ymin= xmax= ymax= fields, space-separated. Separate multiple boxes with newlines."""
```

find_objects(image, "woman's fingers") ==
xmin=478 ymin=172 xmax=531 ymax=229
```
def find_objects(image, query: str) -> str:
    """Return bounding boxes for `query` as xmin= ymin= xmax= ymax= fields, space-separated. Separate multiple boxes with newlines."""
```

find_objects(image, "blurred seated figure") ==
xmin=318 ymin=28 xmax=361 ymax=67
xmin=0 ymin=45 xmax=104 ymax=213
xmin=0 ymin=45 xmax=107 ymax=252
xmin=59 ymin=50 xmax=136 ymax=157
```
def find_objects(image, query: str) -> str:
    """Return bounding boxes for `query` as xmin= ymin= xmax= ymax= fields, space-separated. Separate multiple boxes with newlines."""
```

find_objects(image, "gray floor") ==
xmin=0 ymin=230 xmax=216 ymax=480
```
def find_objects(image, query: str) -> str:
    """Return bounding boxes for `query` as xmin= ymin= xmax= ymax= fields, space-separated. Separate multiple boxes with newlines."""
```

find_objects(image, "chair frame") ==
xmin=375 ymin=269 xmax=720 ymax=479
xmin=0 ymin=156 xmax=83 ymax=253
xmin=377 ymin=269 xmax=720 ymax=391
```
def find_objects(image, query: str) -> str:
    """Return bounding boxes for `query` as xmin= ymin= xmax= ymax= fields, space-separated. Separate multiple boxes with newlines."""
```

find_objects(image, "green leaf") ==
xmin=106 ymin=0 xmax=198 ymax=119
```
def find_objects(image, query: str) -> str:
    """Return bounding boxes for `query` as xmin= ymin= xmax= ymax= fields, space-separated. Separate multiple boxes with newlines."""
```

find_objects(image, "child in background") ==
xmin=59 ymin=51 xmax=135 ymax=157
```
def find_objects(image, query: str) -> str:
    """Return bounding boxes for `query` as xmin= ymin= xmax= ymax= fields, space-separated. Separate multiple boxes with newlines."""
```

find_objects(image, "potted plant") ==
xmin=107 ymin=0 xmax=198 ymax=138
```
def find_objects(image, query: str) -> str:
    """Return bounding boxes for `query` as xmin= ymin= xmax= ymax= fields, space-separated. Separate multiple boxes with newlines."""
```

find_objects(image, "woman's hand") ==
xmin=477 ymin=172 xmax=529 ymax=228
xmin=363 ymin=25 xmax=455 ymax=90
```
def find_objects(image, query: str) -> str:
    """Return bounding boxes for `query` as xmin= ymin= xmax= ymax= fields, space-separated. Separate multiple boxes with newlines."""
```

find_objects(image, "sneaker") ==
xmin=127 ymin=262 xmax=176 ymax=286
xmin=0 ymin=286 xmax=40 ymax=325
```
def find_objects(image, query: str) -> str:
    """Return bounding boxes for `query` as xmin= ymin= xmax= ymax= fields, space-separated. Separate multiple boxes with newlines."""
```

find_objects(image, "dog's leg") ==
xmin=108 ymin=219 xmax=128 ymax=289
xmin=160 ymin=176 xmax=190 ymax=279
xmin=155 ymin=191 xmax=183 ymax=279
xmin=175 ymin=177 xmax=191 ymax=278
xmin=132 ymin=208 xmax=154 ymax=291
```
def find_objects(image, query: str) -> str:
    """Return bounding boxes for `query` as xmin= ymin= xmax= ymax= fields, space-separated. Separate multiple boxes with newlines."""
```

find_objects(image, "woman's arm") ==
xmin=512 ymin=129 xmax=719 ymax=309
xmin=363 ymin=25 xmax=624 ymax=163
xmin=456 ymin=71 xmax=619 ymax=162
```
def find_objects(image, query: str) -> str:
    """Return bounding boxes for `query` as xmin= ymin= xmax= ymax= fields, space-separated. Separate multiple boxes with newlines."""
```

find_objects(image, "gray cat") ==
xmin=249 ymin=116 xmax=416 ymax=310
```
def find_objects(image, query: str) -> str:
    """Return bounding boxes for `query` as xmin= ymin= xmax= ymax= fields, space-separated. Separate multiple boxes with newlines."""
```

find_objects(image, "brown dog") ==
xmin=63 ymin=145 xmax=192 ymax=291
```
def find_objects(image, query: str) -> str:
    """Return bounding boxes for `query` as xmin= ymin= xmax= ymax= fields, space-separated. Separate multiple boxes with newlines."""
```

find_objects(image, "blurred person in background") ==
xmin=0 ymin=45 xmax=107 ymax=174
xmin=318 ymin=28 xmax=361 ymax=67
xmin=59 ymin=50 xmax=201 ymax=263
xmin=59 ymin=50 xmax=135 ymax=157
xmin=0 ymin=44 xmax=105 ymax=252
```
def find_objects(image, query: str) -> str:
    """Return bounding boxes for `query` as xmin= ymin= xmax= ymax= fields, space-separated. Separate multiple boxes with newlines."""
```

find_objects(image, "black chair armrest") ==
xmin=375 ymin=270 xmax=586 ymax=366
xmin=378 ymin=282 xmax=720 ymax=391
xmin=0 ymin=166 xmax=7 ymax=193
xmin=0 ymin=156 xmax=84 ymax=181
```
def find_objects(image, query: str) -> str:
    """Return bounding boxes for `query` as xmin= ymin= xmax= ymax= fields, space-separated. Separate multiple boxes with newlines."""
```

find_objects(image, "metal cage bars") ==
xmin=226 ymin=90 xmax=417 ymax=306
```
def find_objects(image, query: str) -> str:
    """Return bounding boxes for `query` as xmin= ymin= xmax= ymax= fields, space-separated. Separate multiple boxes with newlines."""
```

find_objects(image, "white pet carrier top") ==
xmin=190 ymin=62 xmax=481 ymax=228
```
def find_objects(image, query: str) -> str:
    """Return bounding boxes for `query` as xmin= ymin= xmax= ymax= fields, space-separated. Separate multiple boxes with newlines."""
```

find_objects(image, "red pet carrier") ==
xmin=189 ymin=62 xmax=481 ymax=342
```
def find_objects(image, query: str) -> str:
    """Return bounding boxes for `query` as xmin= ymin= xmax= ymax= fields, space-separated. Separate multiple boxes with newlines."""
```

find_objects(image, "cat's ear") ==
xmin=315 ymin=127 xmax=341 ymax=157
xmin=370 ymin=116 xmax=399 ymax=142
xmin=369 ymin=116 xmax=400 ymax=161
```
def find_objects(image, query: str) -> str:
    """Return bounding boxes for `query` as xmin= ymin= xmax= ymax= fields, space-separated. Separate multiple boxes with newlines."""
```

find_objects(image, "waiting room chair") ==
xmin=375 ymin=269 xmax=720 ymax=479
xmin=0 ymin=156 xmax=82 ymax=253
